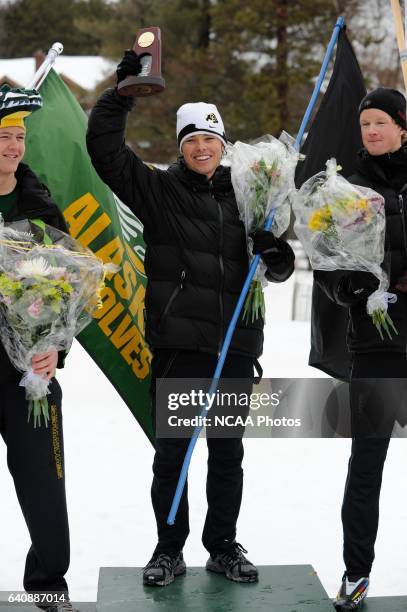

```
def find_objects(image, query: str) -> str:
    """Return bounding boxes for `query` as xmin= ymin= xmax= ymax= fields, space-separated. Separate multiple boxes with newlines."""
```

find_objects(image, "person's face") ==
xmin=360 ymin=108 xmax=404 ymax=155
xmin=181 ymin=134 xmax=224 ymax=179
xmin=0 ymin=126 xmax=25 ymax=176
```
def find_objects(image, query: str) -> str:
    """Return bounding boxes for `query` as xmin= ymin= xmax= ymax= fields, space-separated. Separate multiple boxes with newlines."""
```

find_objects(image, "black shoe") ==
xmin=206 ymin=542 xmax=258 ymax=583
xmin=36 ymin=600 xmax=77 ymax=612
xmin=334 ymin=576 xmax=369 ymax=610
xmin=143 ymin=550 xmax=186 ymax=586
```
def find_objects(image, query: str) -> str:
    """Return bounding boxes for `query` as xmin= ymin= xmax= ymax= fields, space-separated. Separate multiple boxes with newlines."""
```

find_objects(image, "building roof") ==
xmin=0 ymin=55 xmax=115 ymax=91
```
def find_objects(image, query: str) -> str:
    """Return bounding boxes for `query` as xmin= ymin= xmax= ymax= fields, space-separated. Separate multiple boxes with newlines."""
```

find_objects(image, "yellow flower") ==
xmin=57 ymin=281 xmax=73 ymax=295
xmin=308 ymin=205 xmax=333 ymax=231
xmin=356 ymin=198 xmax=368 ymax=209
xmin=0 ymin=273 xmax=22 ymax=297
xmin=347 ymin=198 xmax=367 ymax=213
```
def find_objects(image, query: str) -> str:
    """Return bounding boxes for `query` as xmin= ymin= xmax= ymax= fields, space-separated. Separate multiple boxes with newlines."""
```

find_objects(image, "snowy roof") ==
xmin=0 ymin=56 xmax=116 ymax=91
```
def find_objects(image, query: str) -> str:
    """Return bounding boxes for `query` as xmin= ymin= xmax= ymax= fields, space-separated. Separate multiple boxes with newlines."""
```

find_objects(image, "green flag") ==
xmin=24 ymin=68 xmax=153 ymax=441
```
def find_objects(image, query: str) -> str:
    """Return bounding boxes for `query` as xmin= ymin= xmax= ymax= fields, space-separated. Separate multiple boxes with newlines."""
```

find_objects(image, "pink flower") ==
xmin=28 ymin=298 xmax=43 ymax=318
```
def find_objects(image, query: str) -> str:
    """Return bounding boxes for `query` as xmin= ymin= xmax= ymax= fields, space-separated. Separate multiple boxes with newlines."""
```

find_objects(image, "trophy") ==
xmin=117 ymin=26 xmax=165 ymax=97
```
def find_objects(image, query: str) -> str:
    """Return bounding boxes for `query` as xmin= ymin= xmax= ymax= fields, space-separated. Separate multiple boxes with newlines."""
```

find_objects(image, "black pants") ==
xmin=0 ymin=377 xmax=70 ymax=594
xmin=150 ymin=349 xmax=254 ymax=555
xmin=342 ymin=352 xmax=406 ymax=577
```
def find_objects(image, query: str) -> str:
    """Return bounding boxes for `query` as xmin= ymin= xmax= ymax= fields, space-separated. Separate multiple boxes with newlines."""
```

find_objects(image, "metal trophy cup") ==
xmin=117 ymin=26 xmax=165 ymax=97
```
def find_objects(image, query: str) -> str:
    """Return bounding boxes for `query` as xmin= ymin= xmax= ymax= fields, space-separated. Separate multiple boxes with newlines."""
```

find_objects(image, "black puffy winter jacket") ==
xmin=315 ymin=146 xmax=407 ymax=354
xmin=0 ymin=163 xmax=69 ymax=383
xmin=86 ymin=88 xmax=294 ymax=359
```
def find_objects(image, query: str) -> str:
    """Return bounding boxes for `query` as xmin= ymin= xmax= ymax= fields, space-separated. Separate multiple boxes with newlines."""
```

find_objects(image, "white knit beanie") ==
xmin=176 ymin=102 xmax=227 ymax=151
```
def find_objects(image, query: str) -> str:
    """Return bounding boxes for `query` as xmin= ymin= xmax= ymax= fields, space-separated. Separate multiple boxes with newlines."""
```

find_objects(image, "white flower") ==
xmin=18 ymin=256 xmax=52 ymax=277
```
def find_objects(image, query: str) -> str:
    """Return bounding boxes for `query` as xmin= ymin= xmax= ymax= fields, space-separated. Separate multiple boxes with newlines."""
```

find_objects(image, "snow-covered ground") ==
xmin=1 ymin=272 xmax=407 ymax=603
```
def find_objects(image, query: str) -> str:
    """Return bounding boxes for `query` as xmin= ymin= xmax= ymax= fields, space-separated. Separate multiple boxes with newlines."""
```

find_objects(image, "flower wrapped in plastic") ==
xmin=0 ymin=217 xmax=115 ymax=427
xmin=293 ymin=159 xmax=397 ymax=340
xmin=226 ymin=133 xmax=298 ymax=323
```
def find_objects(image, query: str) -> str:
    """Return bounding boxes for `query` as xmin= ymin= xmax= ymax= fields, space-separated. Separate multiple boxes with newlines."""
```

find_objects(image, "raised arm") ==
xmin=86 ymin=86 xmax=165 ymax=224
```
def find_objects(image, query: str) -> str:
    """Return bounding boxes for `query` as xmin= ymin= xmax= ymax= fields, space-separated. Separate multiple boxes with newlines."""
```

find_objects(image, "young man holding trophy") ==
xmin=87 ymin=30 xmax=295 ymax=588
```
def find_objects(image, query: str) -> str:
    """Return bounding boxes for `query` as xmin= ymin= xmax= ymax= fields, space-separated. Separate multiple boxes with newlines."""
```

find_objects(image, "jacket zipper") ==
xmin=155 ymin=349 xmax=179 ymax=396
xmin=398 ymin=194 xmax=407 ymax=358
xmin=158 ymin=269 xmax=185 ymax=330
xmin=210 ymin=180 xmax=224 ymax=355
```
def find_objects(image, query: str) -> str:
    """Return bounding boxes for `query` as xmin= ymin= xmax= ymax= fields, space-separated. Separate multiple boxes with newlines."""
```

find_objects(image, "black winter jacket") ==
xmin=0 ymin=163 xmax=69 ymax=383
xmin=86 ymin=88 xmax=294 ymax=359
xmin=315 ymin=146 xmax=407 ymax=354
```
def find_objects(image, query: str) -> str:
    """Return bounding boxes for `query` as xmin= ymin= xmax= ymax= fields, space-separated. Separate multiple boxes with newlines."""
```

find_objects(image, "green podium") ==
xmin=96 ymin=565 xmax=333 ymax=611
xmin=1 ymin=565 xmax=407 ymax=611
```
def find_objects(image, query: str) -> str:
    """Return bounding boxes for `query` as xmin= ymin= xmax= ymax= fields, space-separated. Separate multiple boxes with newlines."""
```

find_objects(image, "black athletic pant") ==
xmin=342 ymin=352 xmax=407 ymax=577
xmin=0 ymin=377 xmax=70 ymax=594
xmin=150 ymin=349 xmax=254 ymax=556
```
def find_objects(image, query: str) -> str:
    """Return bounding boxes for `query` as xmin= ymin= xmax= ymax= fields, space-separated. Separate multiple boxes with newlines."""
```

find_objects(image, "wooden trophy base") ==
xmin=117 ymin=75 xmax=165 ymax=97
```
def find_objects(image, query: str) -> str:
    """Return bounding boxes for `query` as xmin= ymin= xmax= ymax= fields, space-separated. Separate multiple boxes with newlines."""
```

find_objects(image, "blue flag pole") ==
xmin=167 ymin=15 xmax=345 ymax=526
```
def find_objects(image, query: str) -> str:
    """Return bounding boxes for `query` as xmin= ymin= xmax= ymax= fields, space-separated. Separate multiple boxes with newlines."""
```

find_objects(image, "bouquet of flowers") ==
xmin=0 ymin=217 xmax=114 ymax=426
xmin=293 ymin=159 xmax=397 ymax=340
xmin=227 ymin=133 xmax=298 ymax=323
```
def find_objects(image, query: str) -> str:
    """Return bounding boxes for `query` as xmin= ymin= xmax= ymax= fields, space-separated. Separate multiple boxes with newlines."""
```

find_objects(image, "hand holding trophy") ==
xmin=117 ymin=26 xmax=165 ymax=97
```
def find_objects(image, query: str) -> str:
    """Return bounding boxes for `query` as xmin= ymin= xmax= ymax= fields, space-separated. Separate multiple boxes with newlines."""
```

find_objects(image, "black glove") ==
xmin=396 ymin=270 xmax=407 ymax=293
xmin=338 ymin=271 xmax=380 ymax=304
xmin=251 ymin=229 xmax=295 ymax=282
xmin=251 ymin=229 xmax=288 ymax=266
xmin=116 ymin=49 xmax=142 ymax=84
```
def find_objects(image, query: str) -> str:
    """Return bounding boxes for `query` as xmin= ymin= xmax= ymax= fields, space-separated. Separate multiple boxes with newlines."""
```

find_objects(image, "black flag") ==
xmin=295 ymin=27 xmax=366 ymax=380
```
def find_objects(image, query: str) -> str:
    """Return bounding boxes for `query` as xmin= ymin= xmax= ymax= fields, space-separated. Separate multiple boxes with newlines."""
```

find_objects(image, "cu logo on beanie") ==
xmin=176 ymin=102 xmax=227 ymax=151
xmin=206 ymin=113 xmax=219 ymax=124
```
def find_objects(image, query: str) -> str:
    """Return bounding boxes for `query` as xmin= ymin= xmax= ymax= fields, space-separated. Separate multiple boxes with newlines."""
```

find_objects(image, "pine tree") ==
xmin=88 ymin=0 xmax=341 ymax=162
xmin=84 ymin=0 xmax=402 ymax=163
xmin=1 ymin=0 xmax=109 ymax=57
xmin=210 ymin=0 xmax=340 ymax=140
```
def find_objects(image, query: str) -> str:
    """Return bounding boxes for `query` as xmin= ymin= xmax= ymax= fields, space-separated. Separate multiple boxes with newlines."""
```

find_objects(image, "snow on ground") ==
xmin=1 ymin=272 xmax=407 ymax=603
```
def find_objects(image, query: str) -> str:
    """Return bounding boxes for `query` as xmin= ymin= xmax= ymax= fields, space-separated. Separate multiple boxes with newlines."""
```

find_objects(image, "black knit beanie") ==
xmin=359 ymin=87 xmax=407 ymax=130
